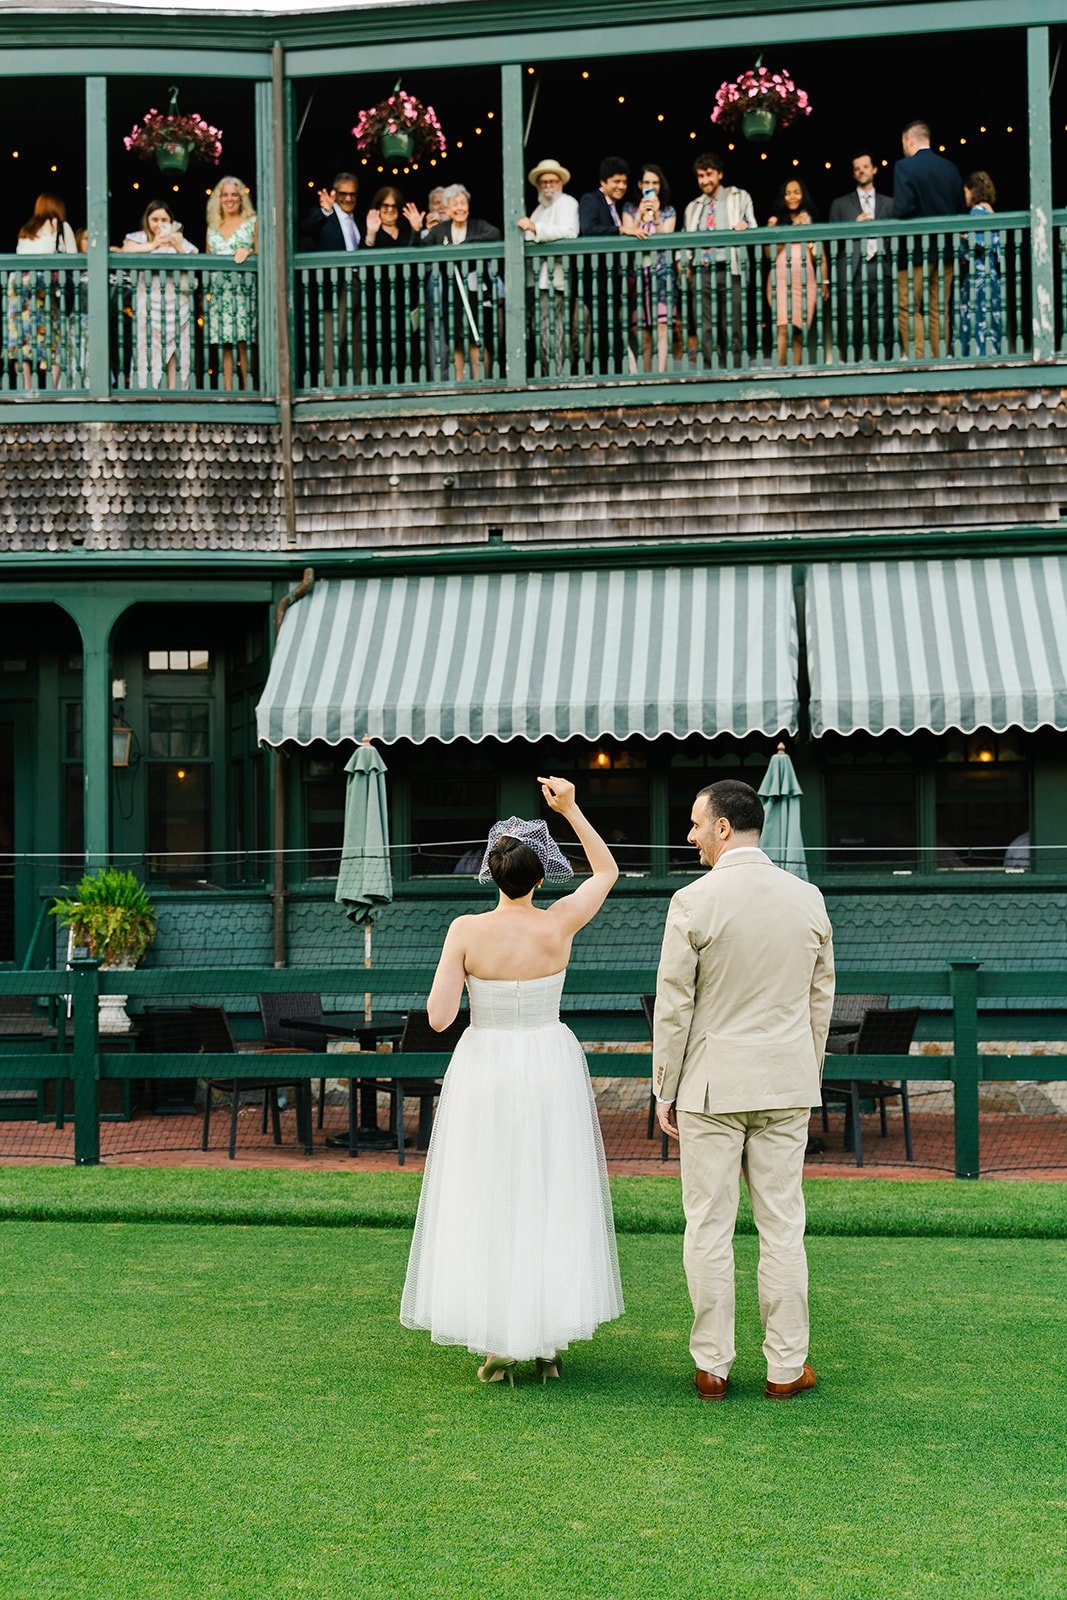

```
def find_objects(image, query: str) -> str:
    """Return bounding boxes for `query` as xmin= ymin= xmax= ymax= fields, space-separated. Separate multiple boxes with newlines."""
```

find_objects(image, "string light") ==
xmin=618 ymin=96 xmax=625 ymax=104
xmin=792 ymin=157 xmax=799 ymax=167
xmin=824 ymin=160 xmax=832 ymax=169
xmin=728 ymin=142 xmax=735 ymax=151
xmin=132 ymin=181 xmax=140 ymax=190
xmin=50 ymin=164 xmax=57 ymax=173
xmin=474 ymin=126 xmax=482 ymax=134
xmin=1006 ymin=125 xmax=1013 ymax=133
xmin=657 ymin=113 xmax=664 ymax=122
xmin=11 ymin=150 xmax=18 ymax=158
xmin=689 ymin=131 xmax=696 ymax=139
xmin=487 ymin=110 xmax=494 ymax=118
xmin=581 ymin=70 xmax=589 ymax=79
xmin=527 ymin=66 xmax=535 ymax=74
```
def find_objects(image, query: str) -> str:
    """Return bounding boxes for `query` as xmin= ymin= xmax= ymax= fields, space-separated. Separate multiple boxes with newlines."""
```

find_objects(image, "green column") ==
xmin=499 ymin=63 xmax=527 ymax=384
xmin=1027 ymin=27 xmax=1055 ymax=361
xmin=949 ymin=958 xmax=981 ymax=1179
xmin=255 ymin=77 xmax=278 ymax=399
xmin=63 ymin=595 xmax=135 ymax=868
xmin=85 ymin=77 xmax=110 ymax=399
xmin=70 ymin=958 xmax=101 ymax=1165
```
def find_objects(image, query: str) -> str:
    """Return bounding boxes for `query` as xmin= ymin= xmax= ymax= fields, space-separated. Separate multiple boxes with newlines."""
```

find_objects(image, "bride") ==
xmin=400 ymin=775 xmax=624 ymax=1385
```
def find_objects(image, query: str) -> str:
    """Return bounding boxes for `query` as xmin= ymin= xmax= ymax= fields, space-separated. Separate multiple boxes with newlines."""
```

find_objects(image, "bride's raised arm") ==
xmin=539 ymin=775 xmax=619 ymax=935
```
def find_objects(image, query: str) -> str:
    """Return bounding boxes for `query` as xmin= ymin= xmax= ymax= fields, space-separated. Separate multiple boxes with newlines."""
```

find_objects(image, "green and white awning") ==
xmin=807 ymin=556 xmax=1067 ymax=736
xmin=256 ymin=567 xmax=799 ymax=746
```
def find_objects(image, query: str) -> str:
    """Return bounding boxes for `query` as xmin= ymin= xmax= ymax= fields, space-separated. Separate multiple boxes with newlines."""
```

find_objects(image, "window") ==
xmin=823 ymin=734 xmax=917 ymax=869
xmin=667 ymin=743 xmax=768 ymax=870
xmin=146 ymin=702 xmax=211 ymax=879
xmin=304 ymin=754 xmax=345 ymax=878
xmin=61 ymin=703 xmax=84 ymax=873
xmin=538 ymin=740 xmax=651 ymax=873
xmin=935 ymin=731 xmax=1029 ymax=870
xmin=147 ymin=650 xmax=211 ymax=672
xmin=410 ymin=772 xmax=498 ymax=877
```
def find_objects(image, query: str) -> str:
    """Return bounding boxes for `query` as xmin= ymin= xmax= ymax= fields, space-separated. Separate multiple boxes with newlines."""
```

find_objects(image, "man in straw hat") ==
xmin=517 ymin=158 xmax=579 ymax=377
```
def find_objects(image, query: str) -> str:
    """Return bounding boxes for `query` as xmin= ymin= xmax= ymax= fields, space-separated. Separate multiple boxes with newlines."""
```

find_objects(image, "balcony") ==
xmin=3 ymin=215 xmax=1064 ymax=411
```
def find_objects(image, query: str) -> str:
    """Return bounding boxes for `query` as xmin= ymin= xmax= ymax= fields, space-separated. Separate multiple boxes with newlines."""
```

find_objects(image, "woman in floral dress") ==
xmin=205 ymin=176 xmax=257 ymax=390
xmin=6 ymin=193 xmax=77 ymax=391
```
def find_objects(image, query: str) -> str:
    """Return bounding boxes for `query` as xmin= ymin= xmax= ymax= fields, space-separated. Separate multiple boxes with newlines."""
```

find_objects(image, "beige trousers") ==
xmin=677 ymin=1106 xmax=810 ymax=1384
xmin=897 ymin=263 xmax=954 ymax=359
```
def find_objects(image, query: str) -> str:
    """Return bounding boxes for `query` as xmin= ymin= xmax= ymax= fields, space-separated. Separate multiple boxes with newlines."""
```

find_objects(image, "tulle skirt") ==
xmin=400 ymin=1021 xmax=624 ymax=1360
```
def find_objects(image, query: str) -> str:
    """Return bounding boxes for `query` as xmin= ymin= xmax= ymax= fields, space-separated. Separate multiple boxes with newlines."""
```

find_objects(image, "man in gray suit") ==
xmin=828 ymin=151 xmax=894 ymax=359
xmin=654 ymin=780 xmax=835 ymax=1401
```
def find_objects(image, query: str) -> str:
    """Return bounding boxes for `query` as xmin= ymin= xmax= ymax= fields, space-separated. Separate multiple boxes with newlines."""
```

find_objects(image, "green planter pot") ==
xmin=379 ymin=129 xmax=415 ymax=160
xmin=741 ymin=105 xmax=777 ymax=143
xmin=156 ymin=138 xmax=194 ymax=174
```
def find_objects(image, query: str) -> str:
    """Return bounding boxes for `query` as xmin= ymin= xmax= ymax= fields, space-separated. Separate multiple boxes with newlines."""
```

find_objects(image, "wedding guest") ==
xmin=117 ymin=199 xmax=199 ymax=391
xmin=363 ymin=185 xmax=416 ymax=382
xmin=6 ymin=192 xmax=77 ymax=391
xmin=766 ymin=177 xmax=829 ymax=367
xmin=681 ymin=153 xmax=756 ymax=368
xmin=892 ymin=120 xmax=965 ymax=359
xmin=828 ymin=150 xmax=894 ymax=359
xmin=299 ymin=171 xmax=361 ymax=386
xmin=579 ymin=156 xmax=638 ymax=372
xmin=205 ymin=176 xmax=257 ymax=391
xmin=624 ymin=162 xmax=677 ymax=372
xmin=412 ymin=184 xmax=502 ymax=382
xmin=517 ymin=156 xmax=579 ymax=377
xmin=959 ymin=171 xmax=1002 ymax=357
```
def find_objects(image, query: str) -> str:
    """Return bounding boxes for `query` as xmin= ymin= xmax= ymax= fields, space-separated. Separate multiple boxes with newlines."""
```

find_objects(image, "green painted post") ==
xmin=85 ymin=77 xmax=110 ymax=399
xmin=70 ymin=957 xmax=101 ymax=1165
xmin=255 ymin=77 xmax=278 ymax=399
xmin=1027 ymin=27 xmax=1055 ymax=360
xmin=949 ymin=958 xmax=981 ymax=1179
xmin=500 ymin=63 xmax=527 ymax=386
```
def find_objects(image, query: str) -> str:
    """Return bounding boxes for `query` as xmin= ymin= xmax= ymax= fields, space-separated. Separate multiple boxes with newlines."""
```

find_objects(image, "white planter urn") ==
xmin=98 ymin=960 xmax=136 ymax=1034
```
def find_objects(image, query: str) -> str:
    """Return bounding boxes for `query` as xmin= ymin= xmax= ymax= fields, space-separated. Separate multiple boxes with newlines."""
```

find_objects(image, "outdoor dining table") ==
xmin=278 ymin=1011 xmax=407 ymax=1153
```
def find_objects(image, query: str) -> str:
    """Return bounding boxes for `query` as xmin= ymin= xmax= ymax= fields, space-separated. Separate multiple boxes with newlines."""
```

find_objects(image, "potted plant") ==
xmin=351 ymin=87 xmax=447 ymax=163
xmin=711 ymin=64 xmax=812 ymax=144
xmin=124 ymin=87 xmax=223 ymax=174
xmin=51 ymin=868 xmax=158 ymax=1034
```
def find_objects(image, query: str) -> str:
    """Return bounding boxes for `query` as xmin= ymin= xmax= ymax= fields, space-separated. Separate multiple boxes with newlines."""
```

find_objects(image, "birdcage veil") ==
xmin=477 ymin=817 xmax=574 ymax=885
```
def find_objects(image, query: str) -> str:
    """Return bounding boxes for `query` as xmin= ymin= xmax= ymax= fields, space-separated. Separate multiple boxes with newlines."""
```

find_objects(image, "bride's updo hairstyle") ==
xmin=487 ymin=836 xmax=543 ymax=899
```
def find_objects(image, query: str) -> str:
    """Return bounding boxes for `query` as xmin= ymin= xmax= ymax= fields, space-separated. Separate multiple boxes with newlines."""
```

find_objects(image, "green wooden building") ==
xmin=2 ymin=0 xmax=1066 ymax=990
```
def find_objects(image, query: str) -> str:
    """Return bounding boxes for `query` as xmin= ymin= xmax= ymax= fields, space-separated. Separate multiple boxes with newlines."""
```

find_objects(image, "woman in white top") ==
xmin=117 ymin=199 xmax=199 ymax=391
xmin=6 ymin=193 xmax=77 ymax=391
xmin=401 ymin=777 xmax=624 ymax=1387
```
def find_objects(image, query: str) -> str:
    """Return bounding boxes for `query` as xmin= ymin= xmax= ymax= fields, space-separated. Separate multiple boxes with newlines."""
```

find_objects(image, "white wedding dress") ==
xmin=400 ymin=970 xmax=624 ymax=1361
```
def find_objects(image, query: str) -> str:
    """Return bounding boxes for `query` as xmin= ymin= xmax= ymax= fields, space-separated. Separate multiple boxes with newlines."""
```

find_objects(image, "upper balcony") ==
xmin=1 ymin=3 xmax=1065 ymax=420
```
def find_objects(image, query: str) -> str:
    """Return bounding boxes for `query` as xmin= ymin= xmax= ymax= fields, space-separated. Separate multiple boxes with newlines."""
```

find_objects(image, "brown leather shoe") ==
xmin=694 ymin=1369 xmax=729 ymax=1401
xmin=765 ymin=1363 xmax=817 ymax=1399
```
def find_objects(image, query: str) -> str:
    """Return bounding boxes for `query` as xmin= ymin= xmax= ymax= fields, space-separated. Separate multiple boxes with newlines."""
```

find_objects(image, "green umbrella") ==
xmin=758 ymin=743 xmax=809 ymax=880
xmin=335 ymin=740 xmax=394 ymax=1019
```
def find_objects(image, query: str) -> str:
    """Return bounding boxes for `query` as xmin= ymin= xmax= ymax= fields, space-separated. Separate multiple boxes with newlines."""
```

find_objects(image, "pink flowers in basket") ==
xmin=711 ymin=66 xmax=812 ymax=134
xmin=124 ymin=109 xmax=223 ymax=164
xmin=351 ymin=90 xmax=447 ymax=157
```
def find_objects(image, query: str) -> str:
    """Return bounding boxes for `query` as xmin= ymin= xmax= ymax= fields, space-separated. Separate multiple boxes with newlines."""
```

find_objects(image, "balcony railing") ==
xmin=1 ymin=215 xmax=1062 ymax=403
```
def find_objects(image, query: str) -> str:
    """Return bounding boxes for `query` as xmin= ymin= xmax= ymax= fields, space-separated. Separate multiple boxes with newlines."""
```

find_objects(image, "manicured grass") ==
xmin=1 ymin=1219 xmax=1065 ymax=1599
xmin=0 ymin=1164 xmax=1066 ymax=1237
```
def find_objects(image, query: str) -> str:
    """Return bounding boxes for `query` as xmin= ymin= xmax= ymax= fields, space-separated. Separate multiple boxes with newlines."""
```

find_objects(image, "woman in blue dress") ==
xmin=959 ymin=171 xmax=1002 ymax=358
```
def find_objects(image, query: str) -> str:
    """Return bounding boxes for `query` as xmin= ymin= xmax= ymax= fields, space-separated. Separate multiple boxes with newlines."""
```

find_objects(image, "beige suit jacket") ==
xmin=653 ymin=849 xmax=835 ymax=1114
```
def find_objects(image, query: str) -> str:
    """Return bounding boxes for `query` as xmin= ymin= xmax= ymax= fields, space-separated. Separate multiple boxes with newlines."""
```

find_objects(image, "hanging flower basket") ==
xmin=124 ymin=89 xmax=223 ymax=171
xmin=351 ymin=88 xmax=447 ymax=162
xmin=711 ymin=65 xmax=812 ymax=141
xmin=380 ymin=129 xmax=415 ymax=161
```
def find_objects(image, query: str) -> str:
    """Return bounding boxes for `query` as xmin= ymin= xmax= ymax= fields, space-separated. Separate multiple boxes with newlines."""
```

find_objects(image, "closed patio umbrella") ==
xmin=758 ymin=742 xmax=808 ymax=880
xmin=335 ymin=739 xmax=394 ymax=1019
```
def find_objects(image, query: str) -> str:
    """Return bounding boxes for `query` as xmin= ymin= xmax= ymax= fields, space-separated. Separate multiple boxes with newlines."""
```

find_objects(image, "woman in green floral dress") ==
xmin=205 ymin=176 xmax=257 ymax=390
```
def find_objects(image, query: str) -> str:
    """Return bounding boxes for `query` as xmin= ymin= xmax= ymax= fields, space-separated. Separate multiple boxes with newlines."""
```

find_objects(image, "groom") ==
xmin=653 ymin=780 xmax=834 ymax=1400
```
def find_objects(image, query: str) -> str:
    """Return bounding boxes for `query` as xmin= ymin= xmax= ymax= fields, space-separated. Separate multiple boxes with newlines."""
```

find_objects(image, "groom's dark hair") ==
xmin=698 ymin=780 xmax=764 ymax=835
xmin=488 ymin=836 xmax=543 ymax=898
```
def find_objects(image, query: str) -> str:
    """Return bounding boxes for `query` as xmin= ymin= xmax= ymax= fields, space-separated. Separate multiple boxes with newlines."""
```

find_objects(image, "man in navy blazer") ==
xmin=892 ymin=122 xmax=965 ymax=359
xmin=579 ymin=156 xmax=634 ymax=372
xmin=300 ymin=172 xmax=362 ymax=384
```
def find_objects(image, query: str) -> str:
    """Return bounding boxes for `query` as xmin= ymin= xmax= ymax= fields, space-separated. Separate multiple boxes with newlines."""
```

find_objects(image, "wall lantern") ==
xmin=112 ymin=722 xmax=134 ymax=768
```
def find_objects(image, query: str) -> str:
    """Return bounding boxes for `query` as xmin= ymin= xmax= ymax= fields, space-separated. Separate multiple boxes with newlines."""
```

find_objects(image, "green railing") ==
xmin=1 ymin=959 xmax=1065 ymax=1177
xmin=4 ymin=215 xmax=1061 ymax=404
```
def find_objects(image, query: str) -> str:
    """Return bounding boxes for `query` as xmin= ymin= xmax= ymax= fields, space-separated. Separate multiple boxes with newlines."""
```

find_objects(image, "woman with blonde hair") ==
xmin=205 ymin=176 xmax=257 ymax=390
xmin=6 ymin=193 xmax=77 ymax=391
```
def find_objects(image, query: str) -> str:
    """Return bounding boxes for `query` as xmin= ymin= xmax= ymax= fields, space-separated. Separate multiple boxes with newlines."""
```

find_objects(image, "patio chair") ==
xmin=640 ymin=994 xmax=669 ymax=1161
xmin=826 ymin=992 xmax=889 ymax=1050
xmin=821 ymin=1006 xmax=918 ymax=1167
xmin=257 ymin=991 xmax=332 ymax=1128
xmin=183 ymin=1004 xmax=315 ymax=1160
xmin=389 ymin=1009 xmax=469 ymax=1165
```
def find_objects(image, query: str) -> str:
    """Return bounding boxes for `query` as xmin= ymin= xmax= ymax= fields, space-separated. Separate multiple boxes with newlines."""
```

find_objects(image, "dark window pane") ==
xmin=147 ymin=764 xmax=211 ymax=880
xmin=935 ymin=765 xmax=1029 ymax=870
xmin=65 ymin=702 xmax=83 ymax=761
xmin=825 ymin=770 xmax=917 ymax=869
xmin=411 ymin=776 xmax=497 ymax=876
xmin=62 ymin=763 xmax=84 ymax=875
xmin=306 ymin=771 xmax=345 ymax=878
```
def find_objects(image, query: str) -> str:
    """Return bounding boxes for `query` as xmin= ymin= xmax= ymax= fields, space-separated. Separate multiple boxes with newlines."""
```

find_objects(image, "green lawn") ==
xmin=1 ymin=1189 xmax=1065 ymax=1599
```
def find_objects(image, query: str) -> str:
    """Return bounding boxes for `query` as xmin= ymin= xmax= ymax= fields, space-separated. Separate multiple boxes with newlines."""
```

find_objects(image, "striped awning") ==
xmin=256 ymin=567 xmax=799 ymax=746
xmin=807 ymin=556 xmax=1067 ymax=736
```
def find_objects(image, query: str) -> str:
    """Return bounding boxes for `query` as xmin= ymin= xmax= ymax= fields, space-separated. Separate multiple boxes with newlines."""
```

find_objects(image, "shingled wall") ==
xmin=2 ymin=388 xmax=1065 ymax=551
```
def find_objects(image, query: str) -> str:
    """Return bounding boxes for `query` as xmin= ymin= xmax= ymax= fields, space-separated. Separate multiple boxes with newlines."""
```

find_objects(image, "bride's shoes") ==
xmin=477 ymin=1354 xmax=518 ymax=1386
xmin=535 ymin=1354 xmax=562 ymax=1385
